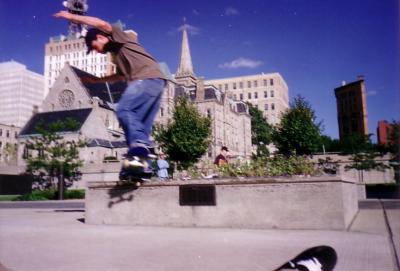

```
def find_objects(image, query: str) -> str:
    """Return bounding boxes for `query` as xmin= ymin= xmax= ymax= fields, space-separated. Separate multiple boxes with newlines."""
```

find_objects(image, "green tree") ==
xmin=339 ymin=133 xmax=374 ymax=155
xmin=154 ymin=97 xmax=211 ymax=170
xmin=272 ymin=95 xmax=322 ymax=155
xmin=247 ymin=103 xmax=273 ymax=157
xmin=320 ymin=135 xmax=341 ymax=153
xmin=24 ymin=118 xmax=86 ymax=199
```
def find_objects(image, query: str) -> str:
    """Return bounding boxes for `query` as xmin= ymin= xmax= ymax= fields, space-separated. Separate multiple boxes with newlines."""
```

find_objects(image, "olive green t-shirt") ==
xmin=110 ymin=25 xmax=165 ymax=81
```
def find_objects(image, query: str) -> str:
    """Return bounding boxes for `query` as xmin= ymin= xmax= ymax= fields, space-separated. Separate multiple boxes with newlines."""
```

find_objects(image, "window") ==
xmin=263 ymin=79 xmax=267 ymax=86
xmin=270 ymin=79 xmax=274 ymax=85
xmin=254 ymin=92 xmax=258 ymax=99
xmin=23 ymin=146 xmax=29 ymax=159
xmin=248 ymin=93 xmax=252 ymax=99
xmin=0 ymin=129 xmax=2 ymax=136
xmin=6 ymin=130 xmax=9 ymax=138
xmin=264 ymin=104 xmax=268 ymax=110
xmin=271 ymin=90 xmax=275 ymax=97
xmin=254 ymin=80 xmax=258 ymax=87
xmin=233 ymin=94 xmax=237 ymax=100
xmin=160 ymin=107 xmax=164 ymax=117
xmin=240 ymin=94 xmax=243 ymax=100
xmin=264 ymin=91 xmax=268 ymax=98
xmin=233 ymin=83 xmax=237 ymax=90
xmin=239 ymin=82 xmax=243 ymax=89
xmin=271 ymin=103 xmax=275 ymax=110
xmin=255 ymin=104 xmax=258 ymax=109
xmin=207 ymin=109 xmax=212 ymax=118
xmin=225 ymin=84 xmax=228 ymax=91
xmin=247 ymin=81 xmax=252 ymax=88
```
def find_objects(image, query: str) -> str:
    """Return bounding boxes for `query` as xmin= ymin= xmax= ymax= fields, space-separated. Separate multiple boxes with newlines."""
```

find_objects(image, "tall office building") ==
xmin=0 ymin=61 xmax=44 ymax=127
xmin=205 ymin=74 xmax=289 ymax=125
xmin=334 ymin=76 xmax=368 ymax=140
xmin=43 ymin=20 xmax=137 ymax=97
xmin=44 ymin=34 xmax=116 ymax=97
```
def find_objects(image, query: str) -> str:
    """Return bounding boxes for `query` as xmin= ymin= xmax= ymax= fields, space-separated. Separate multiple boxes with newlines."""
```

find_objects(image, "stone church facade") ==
xmin=173 ymin=25 xmax=252 ymax=160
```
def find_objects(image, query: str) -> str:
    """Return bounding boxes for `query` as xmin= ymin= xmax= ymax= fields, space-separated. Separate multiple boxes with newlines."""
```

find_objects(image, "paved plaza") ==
xmin=0 ymin=199 xmax=399 ymax=271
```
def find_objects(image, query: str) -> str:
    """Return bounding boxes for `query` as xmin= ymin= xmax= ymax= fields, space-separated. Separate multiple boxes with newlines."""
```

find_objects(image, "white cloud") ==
xmin=177 ymin=24 xmax=200 ymax=35
xmin=218 ymin=58 xmax=263 ymax=69
xmin=225 ymin=7 xmax=239 ymax=16
xmin=366 ymin=90 xmax=378 ymax=96
xmin=167 ymin=23 xmax=200 ymax=36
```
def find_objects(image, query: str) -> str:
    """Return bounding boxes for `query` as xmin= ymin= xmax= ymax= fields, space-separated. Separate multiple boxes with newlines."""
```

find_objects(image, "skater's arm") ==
xmin=54 ymin=11 xmax=112 ymax=34
xmin=81 ymin=74 xmax=125 ymax=84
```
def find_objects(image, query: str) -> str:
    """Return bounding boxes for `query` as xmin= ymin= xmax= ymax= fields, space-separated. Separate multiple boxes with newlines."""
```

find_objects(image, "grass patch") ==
xmin=0 ymin=195 xmax=20 ymax=201
xmin=14 ymin=189 xmax=85 ymax=201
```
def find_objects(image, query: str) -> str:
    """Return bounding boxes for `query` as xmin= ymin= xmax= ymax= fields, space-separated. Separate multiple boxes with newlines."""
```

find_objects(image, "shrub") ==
xmin=15 ymin=189 xmax=56 ymax=201
xmin=64 ymin=189 xmax=85 ymax=199
xmin=14 ymin=189 xmax=85 ymax=201
xmin=215 ymin=155 xmax=316 ymax=178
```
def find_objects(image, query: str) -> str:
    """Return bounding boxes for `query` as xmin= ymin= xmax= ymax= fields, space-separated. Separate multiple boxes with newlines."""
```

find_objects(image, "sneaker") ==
xmin=274 ymin=246 xmax=337 ymax=271
xmin=125 ymin=158 xmax=144 ymax=167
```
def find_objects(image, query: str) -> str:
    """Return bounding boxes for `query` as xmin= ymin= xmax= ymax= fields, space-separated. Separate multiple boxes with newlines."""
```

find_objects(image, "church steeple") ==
xmin=175 ymin=19 xmax=197 ymax=86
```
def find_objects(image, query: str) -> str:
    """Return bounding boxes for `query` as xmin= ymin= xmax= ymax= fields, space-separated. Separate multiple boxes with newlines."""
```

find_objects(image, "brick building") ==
xmin=334 ymin=76 xmax=368 ymax=140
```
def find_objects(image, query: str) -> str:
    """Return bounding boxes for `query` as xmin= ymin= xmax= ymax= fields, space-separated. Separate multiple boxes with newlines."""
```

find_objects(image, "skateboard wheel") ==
xmin=135 ymin=181 xmax=142 ymax=187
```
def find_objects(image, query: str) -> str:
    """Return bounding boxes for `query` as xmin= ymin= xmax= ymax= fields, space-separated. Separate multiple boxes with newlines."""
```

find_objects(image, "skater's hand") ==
xmin=53 ymin=11 xmax=74 ymax=21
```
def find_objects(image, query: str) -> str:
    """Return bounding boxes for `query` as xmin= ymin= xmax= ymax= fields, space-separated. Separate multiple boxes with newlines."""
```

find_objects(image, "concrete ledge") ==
xmin=85 ymin=176 xmax=359 ymax=230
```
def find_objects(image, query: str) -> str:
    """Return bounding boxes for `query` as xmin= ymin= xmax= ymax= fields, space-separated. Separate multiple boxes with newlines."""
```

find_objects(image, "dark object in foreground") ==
xmin=273 ymin=245 xmax=337 ymax=271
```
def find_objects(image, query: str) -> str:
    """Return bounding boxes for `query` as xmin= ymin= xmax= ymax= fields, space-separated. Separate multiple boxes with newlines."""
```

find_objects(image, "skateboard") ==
xmin=119 ymin=146 xmax=155 ymax=187
xmin=273 ymin=245 xmax=337 ymax=271
xmin=62 ymin=0 xmax=88 ymax=36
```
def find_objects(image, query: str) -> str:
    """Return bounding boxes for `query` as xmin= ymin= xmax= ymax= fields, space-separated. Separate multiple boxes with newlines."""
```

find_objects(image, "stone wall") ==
xmin=86 ymin=176 xmax=358 ymax=230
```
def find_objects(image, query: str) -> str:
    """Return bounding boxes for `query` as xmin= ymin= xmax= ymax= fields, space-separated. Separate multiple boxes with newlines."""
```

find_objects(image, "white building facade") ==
xmin=205 ymin=74 xmax=289 ymax=125
xmin=44 ymin=35 xmax=115 ymax=97
xmin=0 ymin=61 xmax=44 ymax=127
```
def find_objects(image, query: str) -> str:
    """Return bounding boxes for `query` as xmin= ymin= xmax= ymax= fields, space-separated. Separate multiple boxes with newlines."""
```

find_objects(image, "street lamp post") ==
xmin=58 ymin=160 xmax=65 ymax=200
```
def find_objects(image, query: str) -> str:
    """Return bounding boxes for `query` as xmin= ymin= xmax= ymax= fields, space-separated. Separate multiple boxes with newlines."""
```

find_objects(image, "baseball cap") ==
xmin=221 ymin=146 xmax=229 ymax=152
xmin=84 ymin=28 xmax=108 ymax=54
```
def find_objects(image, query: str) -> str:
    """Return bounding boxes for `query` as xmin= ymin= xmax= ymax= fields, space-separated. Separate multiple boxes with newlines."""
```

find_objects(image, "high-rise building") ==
xmin=334 ymin=76 xmax=368 ymax=140
xmin=205 ymin=73 xmax=289 ymax=125
xmin=0 ymin=61 xmax=44 ymax=127
xmin=44 ymin=34 xmax=116 ymax=97
xmin=377 ymin=120 xmax=396 ymax=146
xmin=44 ymin=20 xmax=136 ymax=97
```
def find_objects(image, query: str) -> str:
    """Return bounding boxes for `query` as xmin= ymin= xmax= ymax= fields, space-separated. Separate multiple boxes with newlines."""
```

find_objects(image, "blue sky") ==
xmin=0 ymin=0 xmax=398 ymax=141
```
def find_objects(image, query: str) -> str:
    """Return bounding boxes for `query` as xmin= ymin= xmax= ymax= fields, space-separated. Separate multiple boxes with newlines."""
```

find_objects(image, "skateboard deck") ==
xmin=273 ymin=245 xmax=337 ymax=271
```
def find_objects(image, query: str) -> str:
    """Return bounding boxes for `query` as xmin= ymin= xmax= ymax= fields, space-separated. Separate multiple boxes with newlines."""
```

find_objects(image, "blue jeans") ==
xmin=116 ymin=78 xmax=165 ymax=148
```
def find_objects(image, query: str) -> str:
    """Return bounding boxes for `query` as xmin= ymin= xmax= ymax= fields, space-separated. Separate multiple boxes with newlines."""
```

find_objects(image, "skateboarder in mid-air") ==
xmin=54 ymin=10 xmax=166 ymax=179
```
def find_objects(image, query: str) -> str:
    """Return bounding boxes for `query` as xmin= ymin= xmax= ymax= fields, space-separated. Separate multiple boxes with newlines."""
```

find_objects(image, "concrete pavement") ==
xmin=0 ymin=199 xmax=399 ymax=271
